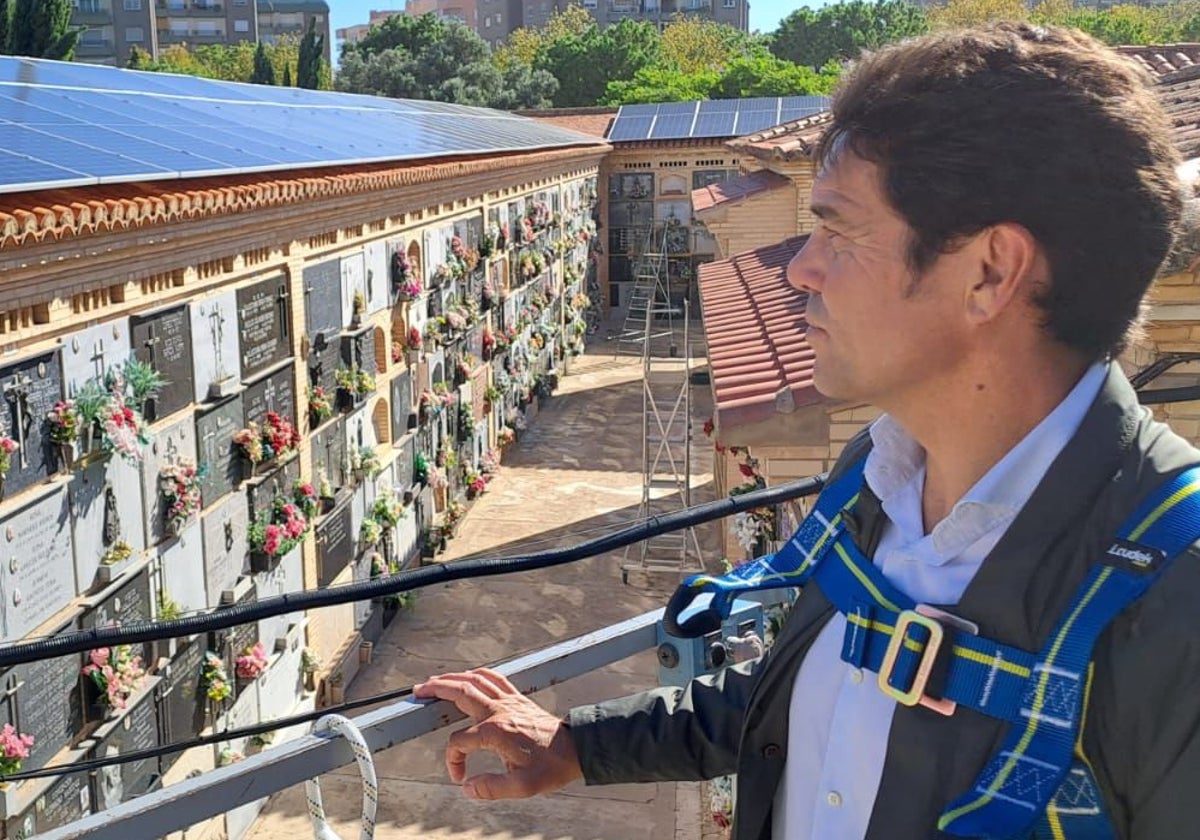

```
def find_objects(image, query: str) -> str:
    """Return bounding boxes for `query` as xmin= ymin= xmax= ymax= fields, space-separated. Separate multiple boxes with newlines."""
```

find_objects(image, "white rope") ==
xmin=306 ymin=714 xmax=378 ymax=840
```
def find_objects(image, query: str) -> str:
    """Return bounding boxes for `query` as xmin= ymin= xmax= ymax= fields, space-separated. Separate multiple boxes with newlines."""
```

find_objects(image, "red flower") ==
xmin=738 ymin=463 xmax=756 ymax=478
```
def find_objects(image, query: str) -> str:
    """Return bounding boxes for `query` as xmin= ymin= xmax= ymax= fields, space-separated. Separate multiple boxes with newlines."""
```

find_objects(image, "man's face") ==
xmin=787 ymin=153 xmax=971 ymax=409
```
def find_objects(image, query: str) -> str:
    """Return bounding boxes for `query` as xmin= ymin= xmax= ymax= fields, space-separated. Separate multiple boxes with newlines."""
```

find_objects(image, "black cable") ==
xmin=0 ymin=682 xmax=418 ymax=783
xmin=0 ymin=474 xmax=826 ymax=669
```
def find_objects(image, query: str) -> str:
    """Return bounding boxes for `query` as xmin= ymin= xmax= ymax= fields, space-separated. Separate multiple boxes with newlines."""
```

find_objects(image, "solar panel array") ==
xmin=607 ymin=96 xmax=830 ymax=143
xmin=0 ymin=56 xmax=607 ymax=195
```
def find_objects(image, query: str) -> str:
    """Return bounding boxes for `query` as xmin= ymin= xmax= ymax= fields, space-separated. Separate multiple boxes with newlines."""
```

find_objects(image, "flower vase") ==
xmin=352 ymin=467 xmax=365 ymax=485
xmin=320 ymin=496 xmax=335 ymax=515
xmin=57 ymin=441 xmax=75 ymax=472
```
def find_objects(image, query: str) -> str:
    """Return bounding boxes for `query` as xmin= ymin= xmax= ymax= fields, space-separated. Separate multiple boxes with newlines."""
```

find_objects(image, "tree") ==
xmin=659 ymin=17 xmax=761 ymax=76
xmin=924 ymin=0 xmax=1027 ymax=28
xmin=495 ymin=4 xmax=595 ymax=70
xmin=297 ymin=17 xmax=325 ymax=89
xmin=282 ymin=62 xmax=292 ymax=87
xmin=602 ymin=64 xmax=720 ymax=105
xmin=336 ymin=14 xmax=555 ymax=108
xmin=9 ymin=0 xmax=79 ymax=59
xmin=251 ymin=41 xmax=276 ymax=85
xmin=770 ymin=0 xmax=927 ymax=69
xmin=0 ymin=0 xmax=11 ymax=55
xmin=126 ymin=44 xmax=150 ymax=69
xmin=534 ymin=18 xmax=660 ymax=107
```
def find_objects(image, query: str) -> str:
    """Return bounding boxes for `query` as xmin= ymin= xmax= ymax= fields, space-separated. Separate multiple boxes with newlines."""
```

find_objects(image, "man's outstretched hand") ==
xmin=413 ymin=667 xmax=584 ymax=800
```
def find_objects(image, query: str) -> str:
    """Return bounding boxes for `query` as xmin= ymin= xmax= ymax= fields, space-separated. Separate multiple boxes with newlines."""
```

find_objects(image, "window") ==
xmin=233 ymin=18 xmax=248 ymax=31
xmin=195 ymin=19 xmax=220 ymax=34
xmin=125 ymin=26 xmax=143 ymax=41
xmin=233 ymin=0 xmax=248 ymax=5
xmin=80 ymin=27 xmax=105 ymax=43
xmin=723 ymin=0 xmax=736 ymax=6
xmin=122 ymin=0 xmax=141 ymax=9
xmin=494 ymin=11 xmax=501 ymax=22
xmin=77 ymin=0 xmax=101 ymax=11
xmin=483 ymin=14 xmax=491 ymax=26
xmin=168 ymin=20 xmax=188 ymax=34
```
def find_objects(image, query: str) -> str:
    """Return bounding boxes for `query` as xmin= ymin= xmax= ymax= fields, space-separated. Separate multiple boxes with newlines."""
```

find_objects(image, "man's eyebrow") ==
xmin=811 ymin=202 xmax=848 ymax=224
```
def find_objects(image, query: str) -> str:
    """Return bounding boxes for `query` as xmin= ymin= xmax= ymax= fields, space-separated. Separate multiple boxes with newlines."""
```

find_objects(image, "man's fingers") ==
xmin=471 ymin=667 xmax=520 ymax=696
xmin=462 ymin=767 xmax=544 ymax=801
xmin=436 ymin=671 xmax=508 ymax=700
xmin=412 ymin=674 xmax=499 ymax=719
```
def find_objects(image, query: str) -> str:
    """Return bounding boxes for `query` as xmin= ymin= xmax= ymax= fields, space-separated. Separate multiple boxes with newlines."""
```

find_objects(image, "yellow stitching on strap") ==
xmin=1046 ymin=801 xmax=1067 ymax=840
xmin=939 ymin=567 xmax=1112 ymax=829
xmin=835 ymin=542 xmax=901 ymax=613
xmin=1129 ymin=479 xmax=1200 ymax=541
xmin=950 ymin=645 xmax=1032 ymax=679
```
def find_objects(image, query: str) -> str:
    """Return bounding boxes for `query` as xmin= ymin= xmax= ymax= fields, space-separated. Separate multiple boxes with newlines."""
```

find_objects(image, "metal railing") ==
xmin=41 ymin=610 xmax=664 ymax=840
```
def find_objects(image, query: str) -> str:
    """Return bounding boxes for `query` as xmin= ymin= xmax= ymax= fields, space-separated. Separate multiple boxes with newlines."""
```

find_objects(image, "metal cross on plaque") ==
xmin=323 ymin=432 xmax=340 ymax=488
xmin=208 ymin=306 xmax=227 ymax=380
xmin=262 ymin=378 xmax=278 ymax=414
xmin=91 ymin=338 xmax=107 ymax=380
xmin=276 ymin=284 xmax=290 ymax=341
xmin=4 ymin=372 xmax=34 ymax=469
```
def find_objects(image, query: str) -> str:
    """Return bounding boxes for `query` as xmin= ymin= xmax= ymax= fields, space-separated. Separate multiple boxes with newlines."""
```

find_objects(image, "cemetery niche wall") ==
xmin=0 ymin=150 xmax=600 ymax=837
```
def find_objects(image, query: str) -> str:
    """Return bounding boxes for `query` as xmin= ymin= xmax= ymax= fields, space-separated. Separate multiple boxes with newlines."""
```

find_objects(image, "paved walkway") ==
xmin=246 ymin=335 xmax=719 ymax=840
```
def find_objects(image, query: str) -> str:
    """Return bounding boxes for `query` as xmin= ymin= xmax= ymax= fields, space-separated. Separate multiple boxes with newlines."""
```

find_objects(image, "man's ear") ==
xmin=964 ymin=222 xmax=1041 ymax=326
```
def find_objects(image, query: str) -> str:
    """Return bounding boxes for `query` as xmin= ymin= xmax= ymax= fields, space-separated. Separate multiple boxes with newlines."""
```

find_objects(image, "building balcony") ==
xmin=155 ymin=1 xmax=224 ymax=13
xmin=75 ymin=39 xmax=114 ymax=56
xmin=72 ymin=9 xmax=114 ymax=24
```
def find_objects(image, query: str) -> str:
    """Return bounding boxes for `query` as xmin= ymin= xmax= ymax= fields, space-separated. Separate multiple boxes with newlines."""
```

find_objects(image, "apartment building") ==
xmin=70 ymin=0 xmax=331 ymax=67
xmin=335 ymin=9 xmax=405 ymax=46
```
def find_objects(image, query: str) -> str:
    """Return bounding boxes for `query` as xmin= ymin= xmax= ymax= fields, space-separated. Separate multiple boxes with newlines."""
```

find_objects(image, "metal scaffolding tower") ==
xmin=615 ymin=223 xmax=676 ymax=357
xmin=622 ymin=300 xmax=703 ymax=583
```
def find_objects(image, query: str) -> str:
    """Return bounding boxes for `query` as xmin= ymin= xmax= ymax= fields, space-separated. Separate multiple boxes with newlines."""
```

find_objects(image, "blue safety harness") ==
xmin=664 ymin=459 xmax=1200 ymax=840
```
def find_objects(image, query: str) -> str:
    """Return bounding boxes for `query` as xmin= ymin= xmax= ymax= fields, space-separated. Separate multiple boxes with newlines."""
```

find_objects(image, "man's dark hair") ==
xmin=817 ymin=22 xmax=1183 ymax=358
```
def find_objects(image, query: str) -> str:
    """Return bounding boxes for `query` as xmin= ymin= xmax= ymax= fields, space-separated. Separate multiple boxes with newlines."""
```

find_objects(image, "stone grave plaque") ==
xmin=220 ymin=676 xmax=266 ymax=840
xmin=395 ymin=508 xmax=419 ymax=570
xmin=195 ymin=394 xmax=244 ymax=508
xmin=91 ymin=686 xmax=161 ymax=811
xmin=80 ymin=568 xmax=152 ymax=653
xmin=236 ymin=275 xmax=291 ymax=381
xmin=427 ymin=347 xmax=446 ymax=390
xmin=340 ymin=326 xmax=377 ymax=378
xmin=189 ymin=291 xmax=240 ymax=404
xmin=139 ymin=413 xmax=197 ymax=548
xmin=364 ymin=240 xmax=389 ymax=315
xmin=243 ymin=365 xmax=297 ymax=429
xmin=157 ymin=517 xmax=205 ymax=615
xmin=311 ymin=416 xmax=347 ymax=493
xmin=71 ymin=453 xmax=146 ymax=593
xmin=0 ymin=349 xmax=62 ymax=494
xmin=200 ymin=492 xmax=248 ymax=607
xmin=394 ymin=435 xmax=415 ymax=490
xmin=303 ymin=258 xmax=342 ymax=338
xmin=257 ymin=622 xmax=303 ymax=722
xmin=340 ymin=251 xmax=367 ymax=330
xmin=246 ymin=456 xmax=300 ymax=524
xmin=466 ymin=323 xmax=484 ymax=362
xmin=61 ymin=318 xmax=131 ymax=402
xmin=416 ymin=485 xmax=434 ymax=532
xmin=254 ymin=545 xmax=302 ymax=649
xmin=307 ymin=330 xmax=342 ymax=397
xmin=0 ymin=487 xmax=73 ymax=641
xmin=5 ymin=768 xmax=91 ymax=839
xmin=131 ymin=305 xmax=194 ymax=422
xmin=1 ymin=639 xmax=85 ymax=773
xmin=316 ymin=500 xmax=353 ymax=587
xmin=156 ymin=635 xmax=205 ymax=761
xmin=215 ymin=581 xmax=258 ymax=701
xmin=351 ymin=552 xmax=372 ymax=630
xmin=391 ymin=370 xmax=414 ymax=442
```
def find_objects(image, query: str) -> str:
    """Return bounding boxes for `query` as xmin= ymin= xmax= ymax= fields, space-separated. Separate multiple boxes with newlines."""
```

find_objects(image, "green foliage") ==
xmin=251 ymin=41 xmax=276 ymax=85
xmin=297 ymin=17 xmax=326 ymax=90
xmin=132 ymin=39 xmax=301 ymax=84
xmin=337 ymin=14 xmax=556 ymax=108
xmin=770 ymin=0 xmax=928 ymax=69
xmin=127 ymin=44 xmax=150 ymax=69
xmin=0 ymin=0 xmax=10 ymax=55
xmin=533 ymin=18 xmax=661 ymax=107
xmin=9 ymin=0 xmax=78 ymax=59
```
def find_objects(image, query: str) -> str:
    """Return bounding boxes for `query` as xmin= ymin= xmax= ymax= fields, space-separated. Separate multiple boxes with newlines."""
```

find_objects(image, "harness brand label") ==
xmin=1105 ymin=539 xmax=1164 ymax=572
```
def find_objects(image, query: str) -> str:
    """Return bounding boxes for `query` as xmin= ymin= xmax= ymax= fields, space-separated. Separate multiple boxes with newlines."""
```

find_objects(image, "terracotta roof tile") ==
xmin=1116 ymin=44 xmax=1200 ymax=78
xmin=692 ymin=169 xmax=791 ymax=213
xmin=700 ymin=235 xmax=833 ymax=431
xmin=523 ymin=110 xmax=616 ymax=139
xmin=0 ymin=145 xmax=606 ymax=250
xmin=1157 ymin=67 xmax=1200 ymax=159
xmin=726 ymin=112 xmax=833 ymax=162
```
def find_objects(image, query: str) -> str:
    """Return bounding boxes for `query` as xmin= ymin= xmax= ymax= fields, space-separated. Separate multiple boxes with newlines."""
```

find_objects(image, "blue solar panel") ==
xmin=650 ymin=113 xmax=696 ymax=139
xmin=608 ymin=114 xmax=654 ymax=141
xmin=0 ymin=56 xmax=608 ymax=194
xmin=607 ymin=96 xmax=831 ymax=143
xmin=693 ymin=112 xmax=736 ymax=138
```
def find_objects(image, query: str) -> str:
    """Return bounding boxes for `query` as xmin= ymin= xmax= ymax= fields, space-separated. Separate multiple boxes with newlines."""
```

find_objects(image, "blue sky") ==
xmin=327 ymin=0 xmax=804 ymax=54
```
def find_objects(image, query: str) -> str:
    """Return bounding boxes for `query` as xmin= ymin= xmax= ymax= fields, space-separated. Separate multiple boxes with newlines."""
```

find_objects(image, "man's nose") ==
xmin=787 ymin=237 xmax=823 ymax=294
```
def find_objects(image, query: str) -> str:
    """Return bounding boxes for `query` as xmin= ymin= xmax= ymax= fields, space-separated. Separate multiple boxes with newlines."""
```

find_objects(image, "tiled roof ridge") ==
xmin=515 ymin=106 xmax=620 ymax=117
xmin=0 ymin=145 xmax=606 ymax=250
xmin=739 ymin=111 xmax=833 ymax=145
xmin=726 ymin=112 xmax=833 ymax=162
xmin=1116 ymin=43 xmax=1200 ymax=77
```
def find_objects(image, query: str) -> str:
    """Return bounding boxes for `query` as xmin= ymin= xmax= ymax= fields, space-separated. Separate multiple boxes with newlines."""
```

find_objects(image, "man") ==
xmin=416 ymin=23 xmax=1200 ymax=839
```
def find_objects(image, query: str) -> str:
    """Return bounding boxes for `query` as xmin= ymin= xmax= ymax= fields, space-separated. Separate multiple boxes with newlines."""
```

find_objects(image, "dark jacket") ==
xmin=568 ymin=367 xmax=1200 ymax=840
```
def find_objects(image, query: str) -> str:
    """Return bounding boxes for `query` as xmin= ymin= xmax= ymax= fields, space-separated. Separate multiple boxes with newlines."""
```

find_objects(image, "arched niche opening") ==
xmin=374 ymin=325 xmax=388 ymax=372
xmin=372 ymin=396 xmax=391 ymax=446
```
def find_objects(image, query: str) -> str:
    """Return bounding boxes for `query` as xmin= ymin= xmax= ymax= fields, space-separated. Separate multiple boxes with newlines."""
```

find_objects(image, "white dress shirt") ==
xmin=771 ymin=363 xmax=1108 ymax=840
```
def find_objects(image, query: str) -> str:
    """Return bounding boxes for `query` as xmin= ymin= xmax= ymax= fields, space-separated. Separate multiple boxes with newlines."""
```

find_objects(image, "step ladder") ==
xmin=622 ymin=300 xmax=703 ymax=583
xmin=615 ymin=223 xmax=677 ymax=358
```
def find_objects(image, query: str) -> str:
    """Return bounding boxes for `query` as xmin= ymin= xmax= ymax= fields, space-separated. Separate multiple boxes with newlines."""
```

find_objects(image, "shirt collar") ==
xmin=863 ymin=362 xmax=1109 ymax=562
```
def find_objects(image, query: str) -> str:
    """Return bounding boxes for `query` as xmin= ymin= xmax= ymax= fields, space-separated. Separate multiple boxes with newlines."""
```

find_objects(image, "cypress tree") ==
xmin=251 ymin=41 xmax=276 ymax=85
xmin=282 ymin=61 xmax=292 ymax=87
xmin=10 ymin=0 xmax=78 ymax=59
xmin=296 ymin=17 xmax=324 ymax=89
